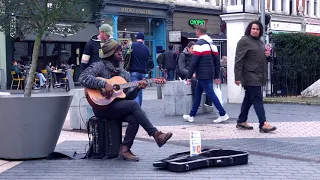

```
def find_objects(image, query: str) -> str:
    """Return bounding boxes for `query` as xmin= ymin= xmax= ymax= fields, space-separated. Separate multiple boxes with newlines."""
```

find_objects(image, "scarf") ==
xmin=102 ymin=58 xmax=130 ymax=82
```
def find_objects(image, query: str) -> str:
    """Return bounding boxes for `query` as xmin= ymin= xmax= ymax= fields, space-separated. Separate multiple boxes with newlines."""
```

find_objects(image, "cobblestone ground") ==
xmin=1 ymin=87 xmax=320 ymax=179
xmin=1 ymin=140 xmax=320 ymax=180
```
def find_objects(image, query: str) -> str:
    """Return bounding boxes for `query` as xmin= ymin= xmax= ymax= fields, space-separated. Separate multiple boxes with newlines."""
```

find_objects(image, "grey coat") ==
xmin=178 ymin=48 xmax=192 ymax=79
xmin=234 ymin=36 xmax=268 ymax=87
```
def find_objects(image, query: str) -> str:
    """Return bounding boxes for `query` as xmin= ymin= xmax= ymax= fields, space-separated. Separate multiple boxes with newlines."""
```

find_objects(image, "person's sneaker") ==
xmin=259 ymin=122 xmax=276 ymax=133
xmin=183 ymin=115 xmax=194 ymax=123
xmin=213 ymin=114 xmax=229 ymax=123
xmin=236 ymin=122 xmax=254 ymax=130
xmin=204 ymin=103 xmax=213 ymax=107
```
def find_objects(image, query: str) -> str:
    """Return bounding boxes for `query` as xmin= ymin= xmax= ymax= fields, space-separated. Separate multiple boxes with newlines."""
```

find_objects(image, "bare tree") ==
xmin=0 ymin=0 xmax=90 ymax=97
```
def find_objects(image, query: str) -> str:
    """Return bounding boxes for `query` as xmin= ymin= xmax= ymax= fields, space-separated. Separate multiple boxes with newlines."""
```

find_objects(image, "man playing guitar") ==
xmin=79 ymin=39 xmax=173 ymax=162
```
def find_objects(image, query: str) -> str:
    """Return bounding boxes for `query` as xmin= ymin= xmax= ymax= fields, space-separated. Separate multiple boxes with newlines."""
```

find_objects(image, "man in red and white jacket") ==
xmin=183 ymin=26 xmax=229 ymax=124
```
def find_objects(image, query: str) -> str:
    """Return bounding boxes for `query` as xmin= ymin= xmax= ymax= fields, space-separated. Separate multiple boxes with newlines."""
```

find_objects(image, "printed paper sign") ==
xmin=189 ymin=131 xmax=201 ymax=157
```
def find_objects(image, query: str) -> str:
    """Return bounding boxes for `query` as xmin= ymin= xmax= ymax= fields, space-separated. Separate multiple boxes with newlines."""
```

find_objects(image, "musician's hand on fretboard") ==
xmin=137 ymin=79 xmax=148 ymax=89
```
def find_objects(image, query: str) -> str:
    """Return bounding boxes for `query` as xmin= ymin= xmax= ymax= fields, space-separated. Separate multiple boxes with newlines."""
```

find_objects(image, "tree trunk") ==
xmin=24 ymin=34 xmax=42 ymax=97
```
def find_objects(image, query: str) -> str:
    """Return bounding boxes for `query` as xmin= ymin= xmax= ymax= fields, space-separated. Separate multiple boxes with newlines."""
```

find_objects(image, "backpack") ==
xmin=123 ymin=42 xmax=133 ymax=71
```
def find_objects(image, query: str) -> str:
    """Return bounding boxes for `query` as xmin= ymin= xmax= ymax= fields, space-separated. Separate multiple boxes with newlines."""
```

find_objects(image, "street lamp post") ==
xmin=260 ymin=0 xmax=266 ymax=42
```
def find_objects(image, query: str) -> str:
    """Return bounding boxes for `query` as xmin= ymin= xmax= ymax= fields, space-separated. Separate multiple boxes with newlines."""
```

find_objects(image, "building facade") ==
xmin=220 ymin=0 xmax=320 ymax=103
xmin=0 ymin=0 xmax=226 ymax=87
xmin=223 ymin=0 xmax=320 ymax=34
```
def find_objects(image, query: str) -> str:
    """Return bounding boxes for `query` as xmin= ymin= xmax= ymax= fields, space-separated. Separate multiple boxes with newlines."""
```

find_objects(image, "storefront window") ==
xmin=46 ymin=43 xmax=71 ymax=67
xmin=13 ymin=42 xmax=28 ymax=62
xmin=118 ymin=16 xmax=152 ymax=41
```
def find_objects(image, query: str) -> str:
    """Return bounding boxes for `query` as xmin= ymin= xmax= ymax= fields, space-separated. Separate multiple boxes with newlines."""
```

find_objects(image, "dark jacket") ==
xmin=12 ymin=65 xmax=23 ymax=77
xmin=178 ymin=47 xmax=192 ymax=79
xmin=157 ymin=53 xmax=164 ymax=69
xmin=187 ymin=35 xmax=220 ymax=80
xmin=81 ymin=35 xmax=102 ymax=72
xmin=234 ymin=36 xmax=268 ymax=87
xmin=163 ymin=50 xmax=177 ymax=69
xmin=79 ymin=59 xmax=140 ymax=103
xmin=129 ymin=42 xmax=150 ymax=74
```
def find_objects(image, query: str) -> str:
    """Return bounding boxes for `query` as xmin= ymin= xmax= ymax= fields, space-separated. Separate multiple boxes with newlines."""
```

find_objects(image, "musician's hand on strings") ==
xmin=138 ymin=79 xmax=148 ymax=89
xmin=104 ymin=83 xmax=114 ymax=98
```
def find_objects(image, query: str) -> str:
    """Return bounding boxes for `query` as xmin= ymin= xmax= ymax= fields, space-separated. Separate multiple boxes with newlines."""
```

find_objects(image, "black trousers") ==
xmin=237 ymin=86 xmax=266 ymax=128
xmin=93 ymin=100 xmax=158 ymax=148
xmin=191 ymin=78 xmax=212 ymax=105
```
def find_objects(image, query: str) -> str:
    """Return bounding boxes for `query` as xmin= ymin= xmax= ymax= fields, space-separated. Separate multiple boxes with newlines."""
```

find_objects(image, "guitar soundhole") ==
xmin=113 ymin=84 xmax=120 ymax=91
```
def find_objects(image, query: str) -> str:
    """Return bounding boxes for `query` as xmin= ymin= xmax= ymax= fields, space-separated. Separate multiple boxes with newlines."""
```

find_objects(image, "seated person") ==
xmin=54 ymin=61 xmax=70 ymax=87
xmin=12 ymin=60 xmax=24 ymax=77
xmin=79 ymin=39 xmax=172 ymax=162
xmin=12 ymin=60 xmax=25 ymax=89
xmin=35 ymin=66 xmax=47 ymax=88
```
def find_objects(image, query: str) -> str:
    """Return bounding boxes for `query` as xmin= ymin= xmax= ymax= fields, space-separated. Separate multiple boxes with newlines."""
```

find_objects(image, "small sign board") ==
xmin=189 ymin=131 xmax=201 ymax=157
xmin=169 ymin=31 xmax=181 ymax=42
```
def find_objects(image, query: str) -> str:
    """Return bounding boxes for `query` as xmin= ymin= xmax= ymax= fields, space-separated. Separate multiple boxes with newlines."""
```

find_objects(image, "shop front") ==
xmin=102 ymin=1 xmax=169 ymax=76
xmin=5 ymin=23 xmax=99 ymax=85
xmin=171 ymin=11 xmax=227 ymax=58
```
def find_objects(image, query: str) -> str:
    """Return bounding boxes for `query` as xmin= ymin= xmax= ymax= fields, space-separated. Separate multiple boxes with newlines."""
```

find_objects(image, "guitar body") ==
xmin=85 ymin=76 xmax=127 ymax=109
xmin=85 ymin=76 xmax=166 ymax=109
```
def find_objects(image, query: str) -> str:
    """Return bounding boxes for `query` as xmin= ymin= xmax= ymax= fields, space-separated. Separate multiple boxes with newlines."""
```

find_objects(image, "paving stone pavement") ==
xmin=1 ymin=87 xmax=320 ymax=179
xmin=141 ymin=100 xmax=320 ymax=127
xmin=1 ymin=140 xmax=320 ymax=180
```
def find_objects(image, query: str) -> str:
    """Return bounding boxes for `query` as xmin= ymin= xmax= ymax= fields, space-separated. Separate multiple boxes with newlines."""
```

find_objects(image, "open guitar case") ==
xmin=153 ymin=148 xmax=249 ymax=172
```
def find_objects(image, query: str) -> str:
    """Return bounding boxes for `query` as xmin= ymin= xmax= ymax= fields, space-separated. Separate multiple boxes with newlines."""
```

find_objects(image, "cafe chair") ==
xmin=10 ymin=71 xmax=24 ymax=90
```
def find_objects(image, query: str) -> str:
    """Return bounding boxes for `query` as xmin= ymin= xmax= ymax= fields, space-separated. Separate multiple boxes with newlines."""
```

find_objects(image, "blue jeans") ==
xmin=166 ymin=68 xmax=175 ymax=81
xmin=190 ymin=79 xmax=226 ymax=117
xmin=130 ymin=72 xmax=145 ymax=106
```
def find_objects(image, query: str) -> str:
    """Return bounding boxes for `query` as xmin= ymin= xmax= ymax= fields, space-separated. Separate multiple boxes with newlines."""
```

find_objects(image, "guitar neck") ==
xmin=120 ymin=78 xmax=154 ymax=89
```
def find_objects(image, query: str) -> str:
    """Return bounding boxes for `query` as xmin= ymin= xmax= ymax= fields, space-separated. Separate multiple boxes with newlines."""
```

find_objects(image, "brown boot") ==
xmin=153 ymin=131 xmax=172 ymax=147
xmin=119 ymin=145 xmax=139 ymax=161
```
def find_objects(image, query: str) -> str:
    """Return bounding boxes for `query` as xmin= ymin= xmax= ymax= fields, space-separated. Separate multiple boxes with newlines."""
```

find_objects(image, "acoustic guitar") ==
xmin=85 ymin=76 xmax=166 ymax=109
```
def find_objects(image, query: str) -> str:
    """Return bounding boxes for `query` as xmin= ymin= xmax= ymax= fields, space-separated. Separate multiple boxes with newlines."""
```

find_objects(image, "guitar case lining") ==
xmin=153 ymin=149 xmax=249 ymax=172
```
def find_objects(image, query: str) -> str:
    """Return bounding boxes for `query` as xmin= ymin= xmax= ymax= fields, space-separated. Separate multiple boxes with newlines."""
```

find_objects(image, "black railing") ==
xmin=270 ymin=51 xmax=320 ymax=97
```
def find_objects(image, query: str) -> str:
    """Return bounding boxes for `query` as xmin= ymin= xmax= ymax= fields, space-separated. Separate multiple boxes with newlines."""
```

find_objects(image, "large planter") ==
xmin=0 ymin=94 xmax=73 ymax=160
xmin=68 ymin=89 xmax=93 ymax=130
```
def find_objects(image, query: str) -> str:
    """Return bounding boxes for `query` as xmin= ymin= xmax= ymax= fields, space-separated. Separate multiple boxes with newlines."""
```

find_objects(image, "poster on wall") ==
xmin=169 ymin=31 xmax=181 ymax=43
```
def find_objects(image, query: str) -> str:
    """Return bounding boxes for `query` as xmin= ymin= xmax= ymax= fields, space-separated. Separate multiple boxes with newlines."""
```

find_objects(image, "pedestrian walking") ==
xmin=234 ymin=20 xmax=276 ymax=133
xmin=183 ymin=26 xmax=229 ymax=123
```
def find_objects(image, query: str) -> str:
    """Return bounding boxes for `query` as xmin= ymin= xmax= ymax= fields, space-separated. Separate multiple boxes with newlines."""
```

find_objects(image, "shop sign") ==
xmin=306 ymin=24 xmax=320 ymax=34
xmin=120 ymin=7 xmax=152 ymax=15
xmin=270 ymin=22 xmax=302 ymax=32
xmin=189 ymin=19 xmax=206 ymax=26
xmin=169 ymin=31 xmax=181 ymax=42
xmin=306 ymin=19 xmax=320 ymax=25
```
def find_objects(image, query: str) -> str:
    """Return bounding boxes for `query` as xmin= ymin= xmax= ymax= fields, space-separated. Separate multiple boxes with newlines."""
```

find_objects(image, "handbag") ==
xmin=204 ymin=40 xmax=223 ymax=105
xmin=214 ymin=84 xmax=223 ymax=105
